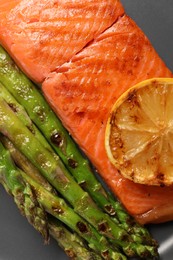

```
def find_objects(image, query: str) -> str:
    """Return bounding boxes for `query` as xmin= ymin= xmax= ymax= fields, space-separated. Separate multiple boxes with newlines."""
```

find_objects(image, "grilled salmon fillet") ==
xmin=0 ymin=0 xmax=172 ymax=223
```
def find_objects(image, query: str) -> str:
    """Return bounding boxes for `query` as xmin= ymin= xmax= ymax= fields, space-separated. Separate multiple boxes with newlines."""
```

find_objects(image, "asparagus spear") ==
xmin=0 ymin=45 xmax=156 ymax=246
xmin=0 ymin=81 xmax=53 ymax=153
xmin=48 ymin=217 xmax=102 ymax=260
xmin=0 ymin=142 xmax=49 ymax=241
xmin=0 ymin=98 xmax=158 ymax=259
xmin=108 ymin=195 xmax=158 ymax=247
xmin=0 ymin=142 xmax=125 ymax=259
xmin=0 ymin=134 xmax=56 ymax=195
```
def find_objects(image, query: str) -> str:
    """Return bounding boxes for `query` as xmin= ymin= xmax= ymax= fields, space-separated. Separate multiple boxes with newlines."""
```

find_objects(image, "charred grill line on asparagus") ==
xmin=0 ymin=141 xmax=125 ymax=260
xmin=0 ymin=45 xmax=155 ymax=245
xmin=0 ymin=96 xmax=158 ymax=259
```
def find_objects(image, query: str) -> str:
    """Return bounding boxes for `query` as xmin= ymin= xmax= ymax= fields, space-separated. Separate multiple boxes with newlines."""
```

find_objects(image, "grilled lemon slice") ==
xmin=105 ymin=78 xmax=173 ymax=186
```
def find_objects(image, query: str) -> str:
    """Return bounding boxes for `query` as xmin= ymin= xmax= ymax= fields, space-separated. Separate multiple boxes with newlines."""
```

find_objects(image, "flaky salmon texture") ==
xmin=0 ymin=0 xmax=173 ymax=224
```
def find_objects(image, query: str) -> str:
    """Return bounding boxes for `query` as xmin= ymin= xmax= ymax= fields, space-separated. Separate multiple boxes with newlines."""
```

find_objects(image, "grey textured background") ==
xmin=0 ymin=1 xmax=173 ymax=259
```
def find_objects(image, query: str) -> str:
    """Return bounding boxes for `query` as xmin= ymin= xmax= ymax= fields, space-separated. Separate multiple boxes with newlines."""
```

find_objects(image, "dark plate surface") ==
xmin=0 ymin=1 xmax=173 ymax=259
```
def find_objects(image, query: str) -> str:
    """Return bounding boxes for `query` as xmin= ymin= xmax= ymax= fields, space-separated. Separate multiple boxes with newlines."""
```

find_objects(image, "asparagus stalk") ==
xmin=0 ymin=81 xmax=53 ymax=153
xmin=0 ymin=98 xmax=158 ymax=259
xmin=0 ymin=142 xmax=49 ymax=241
xmin=108 ymin=195 xmax=158 ymax=247
xmin=0 ymin=134 xmax=56 ymax=195
xmin=48 ymin=217 xmax=102 ymax=260
xmin=0 ymin=45 xmax=156 ymax=246
xmin=0 ymin=142 xmax=125 ymax=259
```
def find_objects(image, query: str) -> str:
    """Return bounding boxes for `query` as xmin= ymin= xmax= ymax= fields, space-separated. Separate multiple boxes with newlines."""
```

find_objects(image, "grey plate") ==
xmin=0 ymin=1 xmax=173 ymax=260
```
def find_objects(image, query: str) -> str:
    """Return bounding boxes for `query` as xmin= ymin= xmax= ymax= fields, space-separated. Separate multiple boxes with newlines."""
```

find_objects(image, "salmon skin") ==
xmin=0 ymin=0 xmax=173 ymax=224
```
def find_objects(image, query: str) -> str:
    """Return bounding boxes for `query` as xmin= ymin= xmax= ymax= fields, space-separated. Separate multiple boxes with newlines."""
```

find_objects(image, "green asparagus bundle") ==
xmin=2 ymin=133 xmax=158 ymax=248
xmin=0 ymin=82 xmax=149 ymax=246
xmin=2 ymin=135 xmax=160 ymax=260
xmin=0 ymin=143 xmax=102 ymax=259
xmin=0 ymin=95 xmax=158 ymax=259
xmin=0 ymin=141 xmax=125 ymax=259
xmin=0 ymin=144 xmax=97 ymax=260
xmin=0 ymin=45 xmax=155 ymax=246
